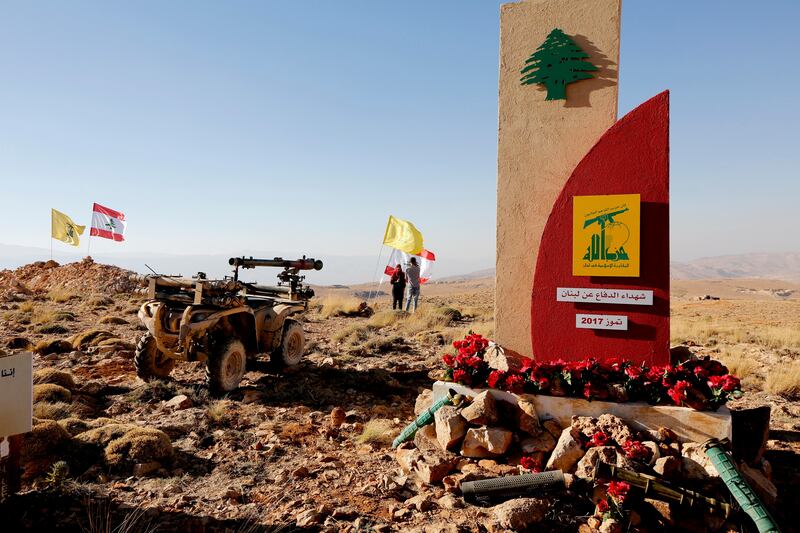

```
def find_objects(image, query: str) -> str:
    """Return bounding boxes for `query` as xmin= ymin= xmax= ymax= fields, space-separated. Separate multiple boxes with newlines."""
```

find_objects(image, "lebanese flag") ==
xmin=90 ymin=203 xmax=126 ymax=241
xmin=384 ymin=248 xmax=436 ymax=284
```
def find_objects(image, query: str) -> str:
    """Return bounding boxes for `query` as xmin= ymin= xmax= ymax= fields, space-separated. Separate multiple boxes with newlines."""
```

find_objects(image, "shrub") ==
xmin=99 ymin=316 xmax=128 ymax=325
xmin=71 ymin=329 xmax=118 ymax=350
xmin=33 ymin=401 xmax=72 ymax=420
xmin=36 ymin=324 xmax=70 ymax=335
xmin=88 ymin=295 xmax=114 ymax=307
xmin=33 ymin=383 xmax=72 ymax=403
xmin=105 ymin=428 xmax=173 ymax=466
xmin=58 ymin=417 xmax=91 ymax=436
xmin=33 ymin=339 xmax=73 ymax=355
xmin=33 ymin=368 xmax=76 ymax=390
xmin=43 ymin=461 xmax=70 ymax=488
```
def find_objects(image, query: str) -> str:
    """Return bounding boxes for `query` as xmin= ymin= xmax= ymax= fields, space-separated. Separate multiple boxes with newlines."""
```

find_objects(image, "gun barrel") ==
xmin=229 ymin=257 xmax=323 ymax=271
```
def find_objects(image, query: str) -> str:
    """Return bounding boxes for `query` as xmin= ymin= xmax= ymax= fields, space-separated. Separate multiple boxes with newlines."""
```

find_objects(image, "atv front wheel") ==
xmin=206 ymin=338 xmax=246 ymax=393
xmin=134 ymin=333 xmax=175 ymax=381
xmin=274 ymin=319 xmax=305 ymax=367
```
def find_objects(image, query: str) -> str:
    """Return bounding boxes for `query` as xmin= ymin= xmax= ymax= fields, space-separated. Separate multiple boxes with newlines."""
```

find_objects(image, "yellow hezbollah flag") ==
xmin=51 ymin=209 xmax=85 ymax=247
xmin=383 ymin=215 xmax=424 ymax=254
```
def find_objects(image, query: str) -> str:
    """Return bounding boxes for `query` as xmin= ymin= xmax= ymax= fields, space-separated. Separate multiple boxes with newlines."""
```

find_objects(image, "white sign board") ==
xmin=0 ymin=352 xmax=33 ymax=437
xmin=576 ymin=313 xmax=628 ymax=331
xmin=557 ymin=287 xmax=653 ymax=306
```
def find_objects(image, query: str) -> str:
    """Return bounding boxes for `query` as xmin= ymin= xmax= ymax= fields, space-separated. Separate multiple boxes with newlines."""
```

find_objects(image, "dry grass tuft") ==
xmin=58 ymin=417 xmax=91 ymax=436
xmin=33 ymin=401 xmax=73 ymax=420
xmin=33 ymin=383 xmax=72 ymax=403
xmin=71 ymin=329 xmax=118 ymax=350
xmin=33 ymin=339 xmax=73 ymax=355
xmin=100 ymin=316 xmax=128 ymax=325
xmin=356 ymin=418 xmax=396 ymax=447
xmin=333 ymin=324 xmax=373 ymax=345
xmin=765 ymin=361 xmax=800 ymax=400
xmin=48 ymin=287 xmax=80 ymax=303
xmin=716 ymin=346 xmax=758 ymax=380
xmin=320 ymin=294 xmax=364 ymax=318
xmin=36 ymin=324 xmax=70 ymax=335
xmin=399 ymin=306 xmax=461 ymax=335
xmin=18 ymin=301 xmax=35 ymax=313
xmin=34 ymin=368 xmax=76 ymax=390
xmin=207 ymin=400 xmax=234 ymax=426
xmin=367 ymin=309 xmax=405 ymax=329
xmin=105 ymin=427 xmax=174 ymax=466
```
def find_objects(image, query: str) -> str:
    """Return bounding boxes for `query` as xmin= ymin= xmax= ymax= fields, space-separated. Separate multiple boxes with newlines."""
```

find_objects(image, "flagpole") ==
xmin=366 ymin=244 xmax=386 ymax=302
xmin=50 ymin=238 xmax=53 ymax=261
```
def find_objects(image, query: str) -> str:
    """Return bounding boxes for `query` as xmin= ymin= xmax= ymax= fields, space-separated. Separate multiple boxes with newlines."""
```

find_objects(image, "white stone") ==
xmin=545 ymin=428 xmax=585 ymax=472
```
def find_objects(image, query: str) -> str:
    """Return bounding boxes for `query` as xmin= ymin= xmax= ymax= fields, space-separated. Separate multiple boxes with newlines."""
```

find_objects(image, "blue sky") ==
xmin=1 ymin=1 xmax=798 ymax=278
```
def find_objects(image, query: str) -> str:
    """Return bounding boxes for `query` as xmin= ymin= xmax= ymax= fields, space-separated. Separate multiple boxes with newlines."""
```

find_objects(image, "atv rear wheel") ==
xmin=134 ymin=333 xmax=175 ymax=381
xmin=274 ymin=319 xmax=305 ymax=367
xmin=206 ymin=338 xmax=246 ymax=393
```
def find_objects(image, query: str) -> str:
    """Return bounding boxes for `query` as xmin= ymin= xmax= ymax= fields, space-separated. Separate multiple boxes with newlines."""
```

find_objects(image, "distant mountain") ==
xmin=434 ymin=252 xmax=800 ymax=283
xmin=671 ymin=252 xmax=800 ymax=281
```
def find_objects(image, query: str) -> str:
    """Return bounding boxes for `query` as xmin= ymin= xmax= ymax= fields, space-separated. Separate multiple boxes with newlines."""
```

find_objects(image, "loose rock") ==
xmin=461 ymin=391 xmax=499 ymax=426
xmin=491 ymin=497 xmax=548 ymax=529
xmin=434 ymin=405 xmax=468 ymax=450
xmin=546 ymin=428 xmax=585 ymax=472
xmin=461 ymin=427 xmax=513 ymax=458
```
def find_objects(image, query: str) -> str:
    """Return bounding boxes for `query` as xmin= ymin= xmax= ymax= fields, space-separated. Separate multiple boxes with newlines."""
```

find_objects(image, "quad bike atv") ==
xmin=136 ymin=256 xmax=323 ymax=393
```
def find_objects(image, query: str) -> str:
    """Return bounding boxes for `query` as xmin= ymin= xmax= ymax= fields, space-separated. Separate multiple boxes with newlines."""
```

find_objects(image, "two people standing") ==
xmin=389 ymin=257 xmax=421 ymax=312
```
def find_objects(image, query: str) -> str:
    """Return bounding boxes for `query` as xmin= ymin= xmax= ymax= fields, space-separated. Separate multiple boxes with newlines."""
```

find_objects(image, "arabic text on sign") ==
xmin=575 ymin=313 xmax=628 ymax=331
xmin=556 ymin=288 xmax=653 ymax=306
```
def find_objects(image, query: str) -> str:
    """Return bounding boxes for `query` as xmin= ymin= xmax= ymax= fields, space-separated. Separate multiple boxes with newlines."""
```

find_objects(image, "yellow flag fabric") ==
xmin=51 ymin=209 xmax=85 ymax=247
xmin=383 ymin=215 xmax=424 ymax=254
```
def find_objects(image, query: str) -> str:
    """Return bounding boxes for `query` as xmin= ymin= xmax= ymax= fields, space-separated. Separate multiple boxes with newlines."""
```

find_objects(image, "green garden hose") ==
xmin=392 ymin=393 xmax=463 ymax=448
xmin=702 ymin=438 xmax=781 ymax=533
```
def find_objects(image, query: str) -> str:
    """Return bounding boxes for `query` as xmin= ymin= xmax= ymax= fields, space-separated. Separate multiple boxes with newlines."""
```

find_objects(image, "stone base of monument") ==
xmin=432 ymin=380 xmax=732 ymax=443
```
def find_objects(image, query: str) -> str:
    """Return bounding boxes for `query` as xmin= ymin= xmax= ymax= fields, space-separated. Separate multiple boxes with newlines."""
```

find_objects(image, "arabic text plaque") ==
xmin=575 ymin=313 xmax=628 ymax=331
xmin=557 ymin=287 xmax=653 ymax=306
xmin=0 ymin=352 xmax=33 ymax=437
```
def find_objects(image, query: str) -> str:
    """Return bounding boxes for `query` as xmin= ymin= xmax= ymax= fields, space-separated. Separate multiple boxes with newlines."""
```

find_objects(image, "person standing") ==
xmin=405 ymin=257 xmax=421 ymax=312
xmin=389 ymin=264 xmax=406 ymax=310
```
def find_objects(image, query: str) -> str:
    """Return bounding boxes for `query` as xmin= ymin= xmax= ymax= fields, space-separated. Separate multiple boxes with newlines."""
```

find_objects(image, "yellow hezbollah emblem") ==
xmin=572 ymin=194 xmax=640 ymax=277
xmin=51 ymin=208 xmax=86 ymax=247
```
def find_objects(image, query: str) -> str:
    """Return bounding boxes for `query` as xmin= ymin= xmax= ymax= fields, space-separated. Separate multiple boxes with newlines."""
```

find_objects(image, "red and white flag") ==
xmin=384 ymin=248 xmax=436 ymax=284
xmin=90 ymin=203 xmax=126 ymax=242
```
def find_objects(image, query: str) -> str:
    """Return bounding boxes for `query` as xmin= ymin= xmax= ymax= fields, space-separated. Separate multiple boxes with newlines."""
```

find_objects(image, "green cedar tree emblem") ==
xmin=520 ymin=28 xmax=598 ymax=101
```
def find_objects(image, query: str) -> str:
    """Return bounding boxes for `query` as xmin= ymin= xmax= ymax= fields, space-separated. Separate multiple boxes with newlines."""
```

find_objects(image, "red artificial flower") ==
xmin=667 ymin=380 xmax=691 ymax=405
xmin=693 ymin=366 xmax=709 ymax=379
xmin=624 ymin=365 xmax=643 ymax=379
xmin=520 ymin=357 xmax=536 ymax=373
xmin=520 ymin=455 xmax=542 ymax=473
xmin=596 ymin=499 xmax=609 ymax=513
xmin=587 ymin=431 xmax=610 ymax=448
xmin=464 ymin=356 xmax=484 ymax=369
xmin=607 ymin=480 xmax=630 ymax=503
xmin=721 ymin=374 xmax=740 ymax=392
xmin=504 ymin=373 xmax=526 ymax=393
xmin=622 ymin=439 xmax=650 ymax=461
xmin=442 ymin=353 xmax=455 ymax=368
xmin=452 ymin=369 xmax=470 ymax=385
xmin=487 ymin=370 xmax=506 ymax=389
xmin=536 ymin=376 xmax=550 ymax=390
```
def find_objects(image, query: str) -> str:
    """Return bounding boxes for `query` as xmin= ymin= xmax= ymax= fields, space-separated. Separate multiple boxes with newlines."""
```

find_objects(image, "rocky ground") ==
xmin=1 ymin=259 xmax=799 ymax=532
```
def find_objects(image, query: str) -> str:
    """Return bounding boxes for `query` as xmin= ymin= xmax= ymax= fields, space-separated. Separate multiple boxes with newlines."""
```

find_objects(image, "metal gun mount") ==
xmin=228 ymin=256 xmax=324 ymax=300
